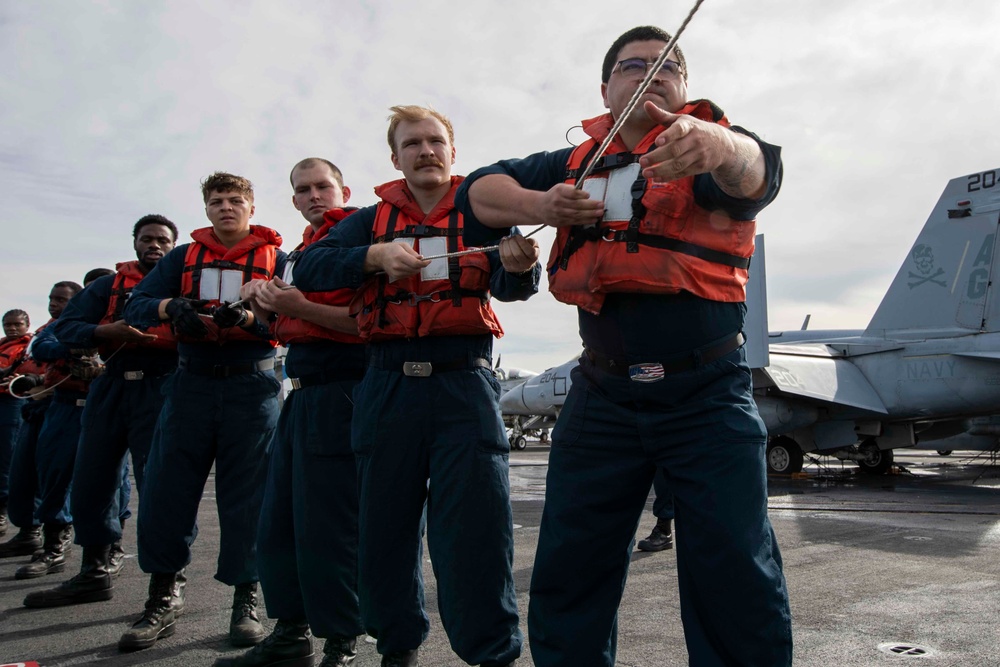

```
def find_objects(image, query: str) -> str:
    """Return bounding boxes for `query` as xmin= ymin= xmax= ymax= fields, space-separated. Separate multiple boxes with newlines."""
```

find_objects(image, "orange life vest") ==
xmin=548 ymin=99 xmax=756 ymax=315
xmin=99 ymin=260 xmax=177 ymax=355
xmin=273 ymin=209 xmax=364 ymax=346
xmin=0 ymin=333 xmax=32 ymax=396
xmin=179 ymin=226 xmax=282 ymax=345
xmin=351 ymin=177 xmax=503 ymax=342
xmin=16 ymin=322 xmax=50 ymax=379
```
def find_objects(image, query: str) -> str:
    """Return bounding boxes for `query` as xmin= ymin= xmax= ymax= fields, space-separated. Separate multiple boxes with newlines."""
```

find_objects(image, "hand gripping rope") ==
xmin=420 ymin=0 xmax=708 ymax=263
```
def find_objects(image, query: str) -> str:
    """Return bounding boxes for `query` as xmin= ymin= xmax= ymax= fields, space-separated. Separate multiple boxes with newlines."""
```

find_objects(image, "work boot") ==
xmin=381 ymin=649 xmax=419 ymax=667
xmin=108 ymin=539 xmax=126 ymax=577
xmin=0 ymin=524 xmax=43 ymax=558
xmin=230 ymin=582 xmax=266 ymax=647
xmin=15 ymin=523 xmax=73 ymax=579
xmin=213 ymin=619 xmax=313 ymax=667
xmin=118 ymin=572 xmax=178 ymax=651
xmin=637 ymin=518 xmax=673 ymax=552
xmin=0 ymin=502 xmax=8 ymax=536
xmin=23 ymin=545 xmax=113 ymax=607
xmin=172 ymin=568 xmax=187 ymax=615
xmin=320 ymin=636 xmax=358 ymax=667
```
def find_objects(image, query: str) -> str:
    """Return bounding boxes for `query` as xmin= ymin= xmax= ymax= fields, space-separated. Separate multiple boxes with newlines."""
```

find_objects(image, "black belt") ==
xmin=370 ymin=357 xmax=491 ymax=377
xmin=288 ymin=368 xmax=364 ymax=390
xmin=178 ymin=357 xmax=275 ymax=378
xmin=584 ymin=332 xmax=745 ymax=378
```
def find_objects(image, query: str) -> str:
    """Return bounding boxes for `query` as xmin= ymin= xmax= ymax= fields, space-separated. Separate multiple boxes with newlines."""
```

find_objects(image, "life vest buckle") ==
xmin=408 ymin=292 xmax=442 ymax=306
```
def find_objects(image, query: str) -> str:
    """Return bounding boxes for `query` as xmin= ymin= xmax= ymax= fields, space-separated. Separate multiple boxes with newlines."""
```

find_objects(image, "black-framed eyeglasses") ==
xmin=613 ymin=58 xmax=682 ymax=80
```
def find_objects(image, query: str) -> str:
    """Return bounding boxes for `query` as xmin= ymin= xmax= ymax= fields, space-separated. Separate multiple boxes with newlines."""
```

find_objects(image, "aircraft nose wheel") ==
xmin=857 ymin=438 xmax=894 ymax=474
xmin=511 ymin=435 xmax=528 ymax=450
xmin=766 ymin=436 xmax=804 ymax=474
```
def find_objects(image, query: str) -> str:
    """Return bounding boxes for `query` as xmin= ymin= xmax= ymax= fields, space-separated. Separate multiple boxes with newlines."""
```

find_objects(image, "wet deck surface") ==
xmin=2 ymin=448 xmax=998 ymax=666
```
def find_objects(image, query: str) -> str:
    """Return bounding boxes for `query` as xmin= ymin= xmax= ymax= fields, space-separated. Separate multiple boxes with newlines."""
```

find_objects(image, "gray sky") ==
xmin=2 ymin=0 xmax=999 ymax=372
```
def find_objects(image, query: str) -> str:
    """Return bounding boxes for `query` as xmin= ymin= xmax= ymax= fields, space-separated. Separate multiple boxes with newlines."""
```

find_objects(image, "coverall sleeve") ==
xmin=51 ymin=275 xmax=114 ymax=348
xmin=692 ymin=128 xmax=783 ymax=220
xmin=293 ymin=207 xmax=376 ymax=292
xmin=30 ymin=324 xmax=72 ymax=362
xmin=124 ymin=246 xmax=187 ymax=329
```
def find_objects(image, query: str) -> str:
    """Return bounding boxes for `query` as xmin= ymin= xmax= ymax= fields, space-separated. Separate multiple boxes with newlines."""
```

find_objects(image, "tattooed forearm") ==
xmin=712 ymin=133 xmax=766 ymax=200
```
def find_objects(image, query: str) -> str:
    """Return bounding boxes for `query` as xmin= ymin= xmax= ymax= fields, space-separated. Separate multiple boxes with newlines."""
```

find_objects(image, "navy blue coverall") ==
xmin=125 ymin=245 xmax=284 ymax=585
xmin=53 ymin=274 xmax=177 ymax=547
xmin=456 ymin=133 xmax=793 ymax=667
xmin=293 ymin=203 xmax=538 ymax=666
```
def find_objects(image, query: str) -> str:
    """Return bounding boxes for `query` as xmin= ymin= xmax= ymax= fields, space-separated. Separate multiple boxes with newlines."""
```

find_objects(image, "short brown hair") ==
xmin=386 ymin=105 xmax=454 ymax=154
xmin=200 ymin=172 xmax=254 ymax=204
xmin=289 ymin=158 xmax=345 ymax=189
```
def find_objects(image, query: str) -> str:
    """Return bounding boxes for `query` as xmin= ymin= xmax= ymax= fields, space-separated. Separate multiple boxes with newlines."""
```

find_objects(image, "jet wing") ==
xmin=951 ymin=351 xmax=1000 ymax=362
xmin=762 ymin=351 xmax=888 ymax=414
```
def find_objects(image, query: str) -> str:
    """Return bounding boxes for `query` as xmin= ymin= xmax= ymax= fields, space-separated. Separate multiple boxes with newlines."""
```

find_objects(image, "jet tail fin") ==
xmin=864 ymin=168 xmax=1000 ymax=338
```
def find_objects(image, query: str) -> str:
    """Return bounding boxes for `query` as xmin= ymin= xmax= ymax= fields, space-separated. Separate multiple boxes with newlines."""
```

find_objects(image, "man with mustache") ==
xmin=458 ymin=25 xmax=792 ymax=667
xmin=216 ymin=158 xmax=365 ymax=667
xmin=293 ymin=105 xmax=539 ymax=667
xmin=24 ymin=215 xmax=180 ymax=608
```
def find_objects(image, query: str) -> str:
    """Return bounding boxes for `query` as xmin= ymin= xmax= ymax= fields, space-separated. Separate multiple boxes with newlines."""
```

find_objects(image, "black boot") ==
xmin=213 ymin=619 xmax=313 ymax=667
xmin=118 ymin=572 xmax=178 ymax=651
xmin=637 ymin=518 xmax=673 ymax=552
xmin=381 ymin=649 xmax=419 ymax=667
xmin=0 ymin=501 xmax=8 ymax=536
xmin=320 ymin=636 xmax=358 ymax=667
xmin=109 ymin=517 xmax=126 ymax=576
xmin=172 ymin=567 xmax=187 ymax=615
xmin=23 ymin=544 xmax=113 ymax=607
xmin=230 ymin=582 xmax=266 ymax=647
xmin=0 ymin=524 xmax=42 ymax=558
xmin=15 ymin=523 xmax=72 ymax=579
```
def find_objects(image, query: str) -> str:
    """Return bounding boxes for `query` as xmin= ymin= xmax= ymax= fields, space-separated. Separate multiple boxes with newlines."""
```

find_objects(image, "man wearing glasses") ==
xmin=457 ymin=25 xmax=792 ymax=667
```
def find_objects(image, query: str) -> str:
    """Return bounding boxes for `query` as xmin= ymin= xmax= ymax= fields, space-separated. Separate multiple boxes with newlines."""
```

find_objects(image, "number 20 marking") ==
xmin=968 ymin=170 xmax=998 ymax=192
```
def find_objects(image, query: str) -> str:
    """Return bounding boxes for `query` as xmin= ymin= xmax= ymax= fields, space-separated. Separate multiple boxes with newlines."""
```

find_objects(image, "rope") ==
xmin=424 ymin=0 xmax=708 ymax=261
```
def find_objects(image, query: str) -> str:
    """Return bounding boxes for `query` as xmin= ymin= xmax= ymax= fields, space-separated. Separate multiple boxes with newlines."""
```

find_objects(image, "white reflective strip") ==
xmin=419 ymin=237 xmax=448 ymax=281
xmin=199 ymin=268 xmax=221 ymax=301
xmin=220 ymin=270 xmax=244 ymax=303
xmin=283 ymin=259 xmax=296 ymax=285
xmin=602 ymin=162 xmax=641 ymax=222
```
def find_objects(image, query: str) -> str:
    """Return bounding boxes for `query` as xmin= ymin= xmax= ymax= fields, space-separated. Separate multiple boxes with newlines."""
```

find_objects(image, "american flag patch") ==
xmin=629 ymin=363 xmax=665 ymax=383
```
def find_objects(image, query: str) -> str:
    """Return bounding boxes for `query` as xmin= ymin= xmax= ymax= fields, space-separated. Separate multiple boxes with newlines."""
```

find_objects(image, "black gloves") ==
xmin=165 ymin=298 xmax=210 ymax=339
xmin=9 ymin=374 xmax=43 ymax=395
xmin=211 ymin=303 xmax=250 ymax=329
xmin=68 ymin=349 xmax=103 ymax=380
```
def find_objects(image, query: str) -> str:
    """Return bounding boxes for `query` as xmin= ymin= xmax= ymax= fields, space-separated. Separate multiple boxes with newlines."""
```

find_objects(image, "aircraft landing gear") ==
xmin=766 ymin=436 xmax=804 ymax=475
xmin=857 ymin=438 xmax=894 ymax=475
xmin=510 ymin=435 xmax=528 ymax=450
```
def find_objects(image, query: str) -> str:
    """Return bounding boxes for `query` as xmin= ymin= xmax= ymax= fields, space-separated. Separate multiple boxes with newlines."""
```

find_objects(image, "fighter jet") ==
xmin=498 ymin=358 xmax=575 ymax=449
xmin=756 ymin=167 xmax=1000 ymax=474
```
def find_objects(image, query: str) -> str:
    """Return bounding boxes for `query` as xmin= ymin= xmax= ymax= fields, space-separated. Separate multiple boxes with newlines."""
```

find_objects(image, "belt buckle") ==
xmin=402 ymin=361 xmax=432 ymax=377
xmin=628 ymin=363 xmax=665 ymax=383
xmin=290 ymin=377 xmax=303 ymax=390
xmin=75 ymin=399 xmax=87 ymax=407
xmin=123 ymin=370 xmax=144 ymax=381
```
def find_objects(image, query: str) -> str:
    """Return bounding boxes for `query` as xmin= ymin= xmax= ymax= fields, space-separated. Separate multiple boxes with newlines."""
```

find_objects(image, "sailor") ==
xmin=0 ymin=309 xmax=33 ymax=536
xmin=122 ymin=172 xmax=285 ymax=652
xmin=216 ymin=158 xmax=365 ymax=667
xmin=0 ymin=280 xmax=91 ymax=581
xmin=23 ymin=215 xmax=180 ymax=608
xmin=458 ymin=25 xmax=793 ymax=667
xmin=293 ymin=106 xmax=539 ymax=667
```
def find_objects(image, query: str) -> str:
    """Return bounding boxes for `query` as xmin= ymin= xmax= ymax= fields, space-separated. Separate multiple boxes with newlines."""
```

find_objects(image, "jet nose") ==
xmin=499 ymin=383 xmax=529 ymax=415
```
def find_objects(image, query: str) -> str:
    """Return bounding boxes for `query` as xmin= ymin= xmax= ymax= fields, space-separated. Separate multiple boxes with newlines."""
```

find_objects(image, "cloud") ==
xmin=2 ymin=1 xmax=1000 ymax=370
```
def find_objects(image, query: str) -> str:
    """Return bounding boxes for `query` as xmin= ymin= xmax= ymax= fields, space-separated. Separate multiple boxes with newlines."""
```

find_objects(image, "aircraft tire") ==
xmin=513 ymin=435 xmax=528 ymax=450
xmin=936 ymin=450 xmax=953 ymax=456
xmin=766 ymin=437 xmax=804 ymax=475
xmin=857 ymin=439 xmax=894 ymax=475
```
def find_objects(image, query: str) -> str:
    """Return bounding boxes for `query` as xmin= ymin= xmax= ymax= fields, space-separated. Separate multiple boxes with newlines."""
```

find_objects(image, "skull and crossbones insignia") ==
xmin=907 ymin=244 xmax=946 ymax=288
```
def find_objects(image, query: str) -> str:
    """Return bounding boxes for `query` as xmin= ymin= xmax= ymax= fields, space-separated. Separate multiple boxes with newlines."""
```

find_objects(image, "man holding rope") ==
xmin=294 ymin=105 xmax=538 ymax=667
xmin=458 ymin=25 xmax=793 ymax=667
